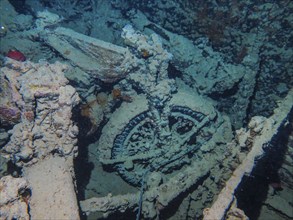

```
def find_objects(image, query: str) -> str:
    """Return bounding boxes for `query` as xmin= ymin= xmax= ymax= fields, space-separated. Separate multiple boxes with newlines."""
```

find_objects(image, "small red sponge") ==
xmin=7 ymin=50 xmax=26 ymax=62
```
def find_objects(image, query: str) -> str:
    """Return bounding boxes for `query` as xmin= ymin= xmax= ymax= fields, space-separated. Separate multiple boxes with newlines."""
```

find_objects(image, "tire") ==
xmin=98 ymin=89 xmax=229 ymax=186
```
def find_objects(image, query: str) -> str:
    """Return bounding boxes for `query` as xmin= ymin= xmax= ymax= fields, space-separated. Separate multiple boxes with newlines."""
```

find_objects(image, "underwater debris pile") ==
xmin=80 ymin=25 xmax=235 ymax=219
xmin=0 ymin=0 xmax=292 ymax=219
xmin=0 ymin=59 xmax=80 ymax=219
xmin=1 ymin=59 xmax=80 ymax=166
